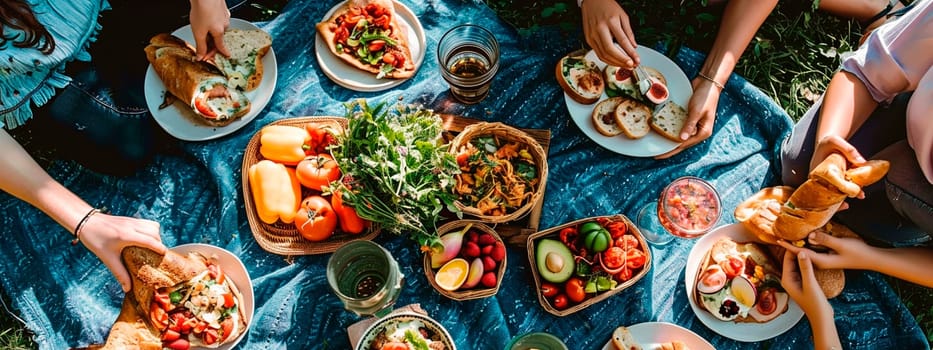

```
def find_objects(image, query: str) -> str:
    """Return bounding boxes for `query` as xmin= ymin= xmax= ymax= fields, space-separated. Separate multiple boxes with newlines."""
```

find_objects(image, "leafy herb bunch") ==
xmin=329 ymin=99 xmax=461 ymax=249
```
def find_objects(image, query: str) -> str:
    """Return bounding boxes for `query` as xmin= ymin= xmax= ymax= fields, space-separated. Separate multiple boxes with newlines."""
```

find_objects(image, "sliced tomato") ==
xmin=208 ymin=263 xmax=225 ymax=285
xmin=615 ymin=266 xmax=633 ymax=282
xmin=605 ymin=221 xmax=629 ymax=238
xmin=169 ymin=312 xmax=187 ymax=333
xmin=382 ymin=343 xmax=409 ymax=350
xmin=721 ymin=256 xmax=746 ymax=278
xmin=616 ymin=234 xmax=640 ymax=251
xmin=223 ymin=292 xmax=235 ymax=308
xmin=181 ymin=316 xmax=199 ymax=334
xmin=161 ymin=329 xmax=181 ymax=342
xmin=202 ymin=329 xmax=219 ymax=345
xmin=367 ymin=40 xmax=385 ymax=52
xmin=153 ymin=290 xmax=172 ymax=310
xmin=603 ymin=246 xmax=626 ymax=269
xmin=193 ymin=320 xmax=209 ymax=334
xmin=194 ymin=99 xmax=215 ymax=118
xmin=149 ymin=303 xmax=169 ymax=331
xmin=220 ymin=318 xmax=234 ymax=342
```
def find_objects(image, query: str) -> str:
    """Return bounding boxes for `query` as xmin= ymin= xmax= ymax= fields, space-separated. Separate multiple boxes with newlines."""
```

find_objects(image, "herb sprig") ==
xmin=330 ymin=100 xmax=461 ymax=249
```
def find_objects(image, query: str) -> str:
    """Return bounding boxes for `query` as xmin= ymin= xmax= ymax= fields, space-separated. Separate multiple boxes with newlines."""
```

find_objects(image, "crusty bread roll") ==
xmin=734 ymin=186 xmax=794 ymax=244
xmin=611 ymin=326 xmax=643 ymax=350
xmin=555 ymin=54 xmax=604 ymax=104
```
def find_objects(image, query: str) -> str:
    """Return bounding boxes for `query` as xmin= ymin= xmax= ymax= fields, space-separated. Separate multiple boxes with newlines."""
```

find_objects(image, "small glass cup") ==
xmin=437 ymin=24 xmax=500 ymax=104
xmin=326 ymin=240 xmax=404 ymax=317
xmin=505 ymin=332 xmax=568 ymax=350
xmin=657 ymin=176 xmax=722 ymax=239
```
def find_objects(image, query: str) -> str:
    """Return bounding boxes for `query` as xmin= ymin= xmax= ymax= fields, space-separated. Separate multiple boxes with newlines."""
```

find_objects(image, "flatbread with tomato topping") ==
xmin=693 ymin=238 xmax=789 ymax=324
xmin=316 ymin=0 xmax=416 ymax=79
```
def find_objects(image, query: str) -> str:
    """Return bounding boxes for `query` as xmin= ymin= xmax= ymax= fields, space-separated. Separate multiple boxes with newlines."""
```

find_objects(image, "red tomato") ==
xmin=164 ymin=338 xmax=190 ymax=350
xmin=615 ymin=266 xmax=633 ymax=282
xmin=625 ymin=249 xmax=647 ymax=269
xmin=162 ymin=329 xmax=181 ymax=342
xmin=552 ymin=294 xmax=569 ymax=310
xmin=153 ymin=290 xmax=172 ymax=310
xmin=203 ymin=329 xmax=219 ymax=345
xmin=565 ymin=277 xmax=587 ymax=303
xmin=223 ymin=292 xmax=235 ymax=308
xmin=332 ymin=189 xmax=368 ymax=234
xmin=220 ymin=318 xmax=234 ymax=342
xmin=207 ymin=263 xmax=225 ymax=285
xmin=193 ymin=320 xmax=208 ymax=334
xmin=616 ymin=235 xmax=640 ymax=251
xmin=296 ymin=154 xmax=341 ymax=191
xmin=295 ymin=196 xmax=338 ymax=241
xmin=382 ymin=343 xmax=409 ymax=350
xmin=305 ymin=123 xmax=337 ymax=155
xmin=721 ymin=256 xmax=745 ymax=278
xmin=181 ymin=316 xmax=199 ymax=334
xmin=603 ymin=247 xmax=626 ymax=269
xmin=368 ymin=40 xmax=385 ymax=52
xmin=541 ymin=282 xmax=560 ymax=298
xmin=605 ymin=221 xmax=628 ymax=238
xmin=149 ymin=303 xmax=169 ymax=331
xmin=169 ymin=312 xmax=187 ymax=333
xmin=194 ymin=99 xmax=215 ymax=118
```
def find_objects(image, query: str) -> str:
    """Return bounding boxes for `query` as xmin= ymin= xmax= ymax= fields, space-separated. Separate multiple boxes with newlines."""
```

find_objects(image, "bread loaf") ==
xmin=213 ymin=29 xmax=272 ymax=91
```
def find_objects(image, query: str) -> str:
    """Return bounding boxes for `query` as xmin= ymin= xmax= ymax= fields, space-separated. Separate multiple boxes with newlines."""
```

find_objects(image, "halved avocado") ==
xmin=535 ymin=239 xmax=575 ymax=283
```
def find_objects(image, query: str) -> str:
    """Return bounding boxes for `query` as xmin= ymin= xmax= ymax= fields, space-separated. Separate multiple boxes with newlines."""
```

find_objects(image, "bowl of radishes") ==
xmin=423 ymin=220 xmax=507 ymax=300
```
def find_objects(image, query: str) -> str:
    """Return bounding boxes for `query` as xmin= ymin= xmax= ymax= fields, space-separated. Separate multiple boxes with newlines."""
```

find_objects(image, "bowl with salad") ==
xmin=356 ymin=311 xmax=456 ymax=350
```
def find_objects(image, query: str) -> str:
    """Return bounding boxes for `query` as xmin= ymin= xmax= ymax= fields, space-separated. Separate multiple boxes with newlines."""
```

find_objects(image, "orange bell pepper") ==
xmin=248 ymin=160 xmax=301 ymax=224
xmin=331 ymin=189 xmax=368 ymax=234
xmin=259 ymin=125 xmax=311 ymax=165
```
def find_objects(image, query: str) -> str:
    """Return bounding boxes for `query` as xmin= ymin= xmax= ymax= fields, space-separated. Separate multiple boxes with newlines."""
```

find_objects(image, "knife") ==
xmin=633 ymin=65 xmax=652 ymax=96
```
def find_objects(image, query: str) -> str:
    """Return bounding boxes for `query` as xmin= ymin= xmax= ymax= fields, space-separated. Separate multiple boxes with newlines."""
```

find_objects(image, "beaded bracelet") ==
xmin=696 ymin=72 xmax=725 ymax=91
xmin=72 ymin=207 xmax=106 ymax=245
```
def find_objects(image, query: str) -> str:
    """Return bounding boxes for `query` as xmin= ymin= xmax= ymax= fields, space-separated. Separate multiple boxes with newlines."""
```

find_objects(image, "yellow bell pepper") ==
xmin=259 ymin=125 xmax=310 ymax=165
xmin=248 ymin=160 xmax=301 ymax=224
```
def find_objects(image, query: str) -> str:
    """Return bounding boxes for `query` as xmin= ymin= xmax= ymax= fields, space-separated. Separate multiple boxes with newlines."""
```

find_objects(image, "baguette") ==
xmin=556 ymin=54 xmax=604 ymax=104
xmin=650 ymin=101 xmax=688 ymax=142
xmin=604 ymin=65 xmax=666 ymax=102
xmin=614 ymin=98 xmax=652 ymax=139
xmin=592 ymin=97 xmax=625 ymax=136
xmin=213 ymin=29 xmax=272 ymax=91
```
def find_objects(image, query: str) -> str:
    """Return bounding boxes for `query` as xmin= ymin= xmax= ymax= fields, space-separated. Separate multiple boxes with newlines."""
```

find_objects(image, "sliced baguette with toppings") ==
xmin=614 ymin=98 xmax=652 ymax=139
xmin=650 ymin=101 xmax=688 ymax=142
xmin=605 ymin=65 xmax=667 ymax=102
xmin=592 ymin=97 xmax=625 ymax=136
xmin=611 ymin=326 xmax=643 ymax=350
xmin=556 ymin=55 xmax=604 ymax=104
xmin=213 ymin=29 xmax=272 ymax=91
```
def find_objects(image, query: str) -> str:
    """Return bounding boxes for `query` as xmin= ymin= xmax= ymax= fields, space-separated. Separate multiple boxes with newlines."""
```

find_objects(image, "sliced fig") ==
xmin=645 ymin=77 xmax=669 ymax=105
xmin=697 ymin=264 xmax=727 ymax=294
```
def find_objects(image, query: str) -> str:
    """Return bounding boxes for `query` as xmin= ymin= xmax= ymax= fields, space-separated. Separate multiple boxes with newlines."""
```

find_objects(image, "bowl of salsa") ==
xmin=656 ymin=176 xmax=721 ymax=238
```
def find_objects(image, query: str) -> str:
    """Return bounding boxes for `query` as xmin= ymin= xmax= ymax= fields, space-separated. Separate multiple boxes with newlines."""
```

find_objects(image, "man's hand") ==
xmin=190 ymin=0 xmax=231 ymax=60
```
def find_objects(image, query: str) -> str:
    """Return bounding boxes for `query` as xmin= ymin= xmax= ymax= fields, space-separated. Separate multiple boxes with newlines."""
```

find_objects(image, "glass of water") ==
xmin=326 ymin=240 xmax=404 ymax=317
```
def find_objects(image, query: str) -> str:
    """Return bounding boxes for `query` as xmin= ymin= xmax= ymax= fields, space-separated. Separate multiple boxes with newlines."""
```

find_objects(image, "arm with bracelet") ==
xmin=0 ymin=129 xmax=165 ymax=292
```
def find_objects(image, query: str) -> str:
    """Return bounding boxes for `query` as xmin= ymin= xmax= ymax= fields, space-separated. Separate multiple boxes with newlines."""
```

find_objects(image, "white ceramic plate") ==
xmin=601 ymin=322 xmax=714 ymax=350
xmin=564 ymin=48 xmax=691 ymax=157
xmin=144 ymin=18 xmax=277 ymax=141
xmin=171 ymin=243 xmax=254 ymax=350
xmin=314 ymin=0 xmax=425 ymax=91
xmin=684 ymin=223 xmax=804 ymax=342
xmin=355 ymin=312 xmax=456 ymax=350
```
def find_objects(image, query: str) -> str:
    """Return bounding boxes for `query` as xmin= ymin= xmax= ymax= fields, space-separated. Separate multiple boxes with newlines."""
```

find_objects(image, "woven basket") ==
xmin=526 ymin=214 xmax=652 ymax=317
xmin=241 ymin=116 xmax=380 ymax=256
xmin=423 ymin=220 xmax=506 ymax=300
xmin=448 ymin=122 xmax=549 ymax=224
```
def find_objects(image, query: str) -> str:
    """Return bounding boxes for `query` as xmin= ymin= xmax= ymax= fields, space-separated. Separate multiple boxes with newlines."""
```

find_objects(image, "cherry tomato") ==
xmin=552 ymin=294 xmax=569 ymax=310
xmin=603 ymin=247 xmax=626 ymax=269
xmin=153 ymin=290 xmax=172 ymax=310
xmin=305 ymin=123 xmax=337 ymax=155
xmin=605 ymin=221 xmax=628 ymax=238
xmin=565 ymin=277 xmax=587 ymax=303
xmin=162 ymin=328 xmax=181 ymax=342
xmin=616 ymin=235 xmax=640 ymax=251
xmin=223 ymin=292 xmax=235 ymax=308
xmin=721 ymin=255 xmax=745 ymax=278
xmin=207 ymin=263 xmax=225 ymax=285
xmin=193 ymin=320 xmax=208 ymax=334
xmin=296 ymin=154 xmax=341 ymax=191
xmin=203 ymin=329 xmax=219 ymax=345
xmin=149 ymin=303 xmax=169 ymax=331
xmin=164 ymin=338 xmax=190 ymax=350
xmin=615 ymin=266 xmax=633 ymax=282
xmin=295 ymin=195 xmax=338 ymax=241
xmin=625 ymin=248 xmax=647 ymax=269
xmin=169 ymin=312 xmax=187 ymax=333
xmin=541 ymin=282 xmax=560 ymax=298
xmin=332 ymin=189 xmax=368 ymax=234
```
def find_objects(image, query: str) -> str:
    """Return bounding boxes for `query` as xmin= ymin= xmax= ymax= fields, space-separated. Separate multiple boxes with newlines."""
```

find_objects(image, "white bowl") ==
xmin=356 ymin=312 xmax=456 ymax=350
xmin=171 ymin=243 xmax=254 ymax=349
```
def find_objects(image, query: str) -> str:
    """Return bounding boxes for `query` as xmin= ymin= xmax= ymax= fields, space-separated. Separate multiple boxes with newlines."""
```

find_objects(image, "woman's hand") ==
xmin=778 ymin=229 xmax=872 ymax=271
xmin=581 ymin=0 xmax=638 ymax=69
xmin=655 ymin=77 xmax=720 ymax=159
xmin=781 ymin=250 xmax=831 ymax=316
xmin=811 ymin=134 xmax=867 ymax=173
xmin=189 ymin=0 xmax=231 ymax=60
xmin=79 ymin=214 xmax=166 ymax=292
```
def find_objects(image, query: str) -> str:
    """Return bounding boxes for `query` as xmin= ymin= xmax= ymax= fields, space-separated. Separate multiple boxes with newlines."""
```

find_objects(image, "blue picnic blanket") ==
xmin=0 ymin=1 xmax=927 ymax=349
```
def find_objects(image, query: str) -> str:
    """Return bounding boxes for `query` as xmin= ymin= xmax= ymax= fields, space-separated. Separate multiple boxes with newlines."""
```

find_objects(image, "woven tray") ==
xmin=423 ymin=220 xmax=506 ymax=300
xmin=526 ymin=214 xmax=652 ymax=316
xmin=448 ymin=122 xmax=549 ymax=224
xmin=241 ymin=116 xmax=380 ymax=256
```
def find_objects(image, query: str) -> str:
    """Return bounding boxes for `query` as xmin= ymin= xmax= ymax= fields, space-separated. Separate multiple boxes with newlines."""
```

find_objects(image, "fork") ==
xmin=633 ymin=65 xmax=652 ymax=96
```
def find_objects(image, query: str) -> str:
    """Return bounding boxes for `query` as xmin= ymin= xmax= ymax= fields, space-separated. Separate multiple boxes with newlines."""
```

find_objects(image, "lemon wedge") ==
xmin=435 ymin=258 xmax=469 ymax=291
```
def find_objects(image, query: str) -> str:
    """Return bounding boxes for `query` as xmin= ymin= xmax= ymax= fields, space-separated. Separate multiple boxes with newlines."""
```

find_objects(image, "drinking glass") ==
xmin=437 ymin=24 xmax=500 ymax=104
xmin=326 ymin=240 xmax=404 ymax=317
xmin=637 ymin=176 xmax=722 ymax=246
xmin=505 ymin=332 xmax=568 ymax=350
